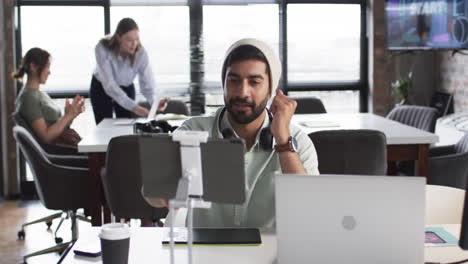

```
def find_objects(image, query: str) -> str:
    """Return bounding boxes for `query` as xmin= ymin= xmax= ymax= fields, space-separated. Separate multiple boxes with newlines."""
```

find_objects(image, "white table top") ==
xmin=292 ymin=113 xmax=439 ymax=145
xmin=62 ymin=224 xmax=468 ymax=264
xmin=78 ymin=118 xmax=186 ymax=153
xmin=78 ymin=114 xmax=439 ymax=153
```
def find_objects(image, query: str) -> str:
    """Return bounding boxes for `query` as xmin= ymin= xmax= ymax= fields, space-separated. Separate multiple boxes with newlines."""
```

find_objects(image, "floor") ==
xmin=0 ymin=199 xmax=90 ymax=264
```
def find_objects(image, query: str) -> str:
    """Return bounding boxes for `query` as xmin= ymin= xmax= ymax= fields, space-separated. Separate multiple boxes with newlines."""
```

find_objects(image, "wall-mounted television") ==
xmin=386 ymin=0 xmax=468 ymax=50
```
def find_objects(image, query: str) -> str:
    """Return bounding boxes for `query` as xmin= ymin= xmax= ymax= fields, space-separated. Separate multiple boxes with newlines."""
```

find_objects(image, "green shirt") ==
xmin=15 ymin=87 xmax=62 ymax=128
xmin=176 ymin=107 xmax=319 ymax=228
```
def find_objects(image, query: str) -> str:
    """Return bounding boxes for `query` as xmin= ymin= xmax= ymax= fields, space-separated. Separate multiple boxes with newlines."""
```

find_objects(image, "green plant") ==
xmin=391 ymin=73 xmax=412 ymax=104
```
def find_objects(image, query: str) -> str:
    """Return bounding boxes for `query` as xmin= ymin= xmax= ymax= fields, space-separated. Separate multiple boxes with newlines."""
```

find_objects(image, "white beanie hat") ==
xmin=221 ymin=38 xmax=282 ymax=99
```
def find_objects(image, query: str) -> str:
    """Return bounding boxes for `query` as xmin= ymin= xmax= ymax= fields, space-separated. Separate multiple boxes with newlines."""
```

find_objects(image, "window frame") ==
xmin=15 ymin=0 xmax=110 ymax=99
xmin=280 ymin=0 xmax=368 ymax=112
xmin=15 ymin=0 xmax=368 ymax=112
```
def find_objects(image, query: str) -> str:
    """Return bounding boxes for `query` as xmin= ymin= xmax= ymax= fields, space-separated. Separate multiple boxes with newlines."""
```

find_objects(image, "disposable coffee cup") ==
xmin=99 ymin=223 xmax=131 ymax=264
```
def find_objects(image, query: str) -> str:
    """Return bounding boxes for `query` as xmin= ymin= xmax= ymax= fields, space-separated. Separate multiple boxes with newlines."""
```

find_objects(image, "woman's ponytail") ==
xmin=11 ymin=47 xmax=50 ymax=82
xmin=12 ymin=65 xmax=27 ymax=81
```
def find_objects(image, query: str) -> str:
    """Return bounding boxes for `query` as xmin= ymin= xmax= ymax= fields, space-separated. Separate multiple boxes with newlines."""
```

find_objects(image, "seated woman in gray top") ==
xmin=14 ymin=47 xmax=85 ymax=146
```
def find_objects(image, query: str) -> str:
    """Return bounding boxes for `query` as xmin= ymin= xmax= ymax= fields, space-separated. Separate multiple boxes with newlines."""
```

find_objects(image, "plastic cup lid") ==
xmin=99 ymin=223 xmax=131 ymax=240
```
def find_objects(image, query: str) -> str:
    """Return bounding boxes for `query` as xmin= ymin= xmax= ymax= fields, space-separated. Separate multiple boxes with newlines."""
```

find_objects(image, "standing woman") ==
xmin=13 ymin=47 xmax=85 ymax=146
xmin=90 ymin=17 xmax=167 ymax=124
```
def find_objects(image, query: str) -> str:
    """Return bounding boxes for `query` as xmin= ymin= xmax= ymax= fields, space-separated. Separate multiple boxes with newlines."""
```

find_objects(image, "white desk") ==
xmin=292 ymin=113 xmax=438 ymax=145
xmin=78 ymin=118 xmax=186 ymax=153
xmin=294 ymin=113 xmax=438 ymax=177
xmin=61 ymin=225 xmax=468 ymax=264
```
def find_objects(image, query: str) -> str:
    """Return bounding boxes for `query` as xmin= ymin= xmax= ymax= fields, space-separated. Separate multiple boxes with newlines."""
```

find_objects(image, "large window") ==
xmin=203 ymin=4 xmax=279 ymax=92
xmin=20 ymin=6 xmax=104 ymax=92
xmin=287 ymin=4 xmax=361 ymax=83
xmin=111 ymin=6 xmax=190 ymax=96
xmin=16 ymin=1 xmax=367 ymax=113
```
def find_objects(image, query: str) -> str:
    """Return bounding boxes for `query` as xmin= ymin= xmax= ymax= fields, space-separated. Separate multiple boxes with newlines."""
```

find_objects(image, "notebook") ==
xmin=275 ymin=174 xmax=426 ymax=264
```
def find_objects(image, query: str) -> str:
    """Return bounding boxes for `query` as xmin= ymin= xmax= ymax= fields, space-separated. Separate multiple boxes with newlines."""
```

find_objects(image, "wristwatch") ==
xmin=274 ymin=136 xmax=298 ymax=153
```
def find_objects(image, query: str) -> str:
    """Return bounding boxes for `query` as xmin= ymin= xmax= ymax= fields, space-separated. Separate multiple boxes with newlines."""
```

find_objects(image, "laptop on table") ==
xmin=113 ymin=95 xmax=161 ymax=125
xmin=275 ymin=174 xmax=426 ymax=264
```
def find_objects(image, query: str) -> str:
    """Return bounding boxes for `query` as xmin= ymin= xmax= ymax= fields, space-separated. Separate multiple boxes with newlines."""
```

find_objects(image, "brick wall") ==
xmin=371 ymin=0 xmax=395 ymax=116
xmin=370 ymin=0 xmax=438 ymax=116
xmin=438 ymin=51 xmax=468 ymax=112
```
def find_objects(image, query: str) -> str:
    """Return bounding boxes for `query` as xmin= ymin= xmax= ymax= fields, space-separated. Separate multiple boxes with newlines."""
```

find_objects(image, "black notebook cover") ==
xmin=162 ymin=228 xmax=261 ymax=245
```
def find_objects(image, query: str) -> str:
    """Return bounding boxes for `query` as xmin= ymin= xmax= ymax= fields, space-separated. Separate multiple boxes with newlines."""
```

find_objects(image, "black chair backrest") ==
xmin=291 ymin=96 xmax=327 ymax=114
xmin=456 ymin=132 xmax=468 ymax=154
xmin=102 ymin=135 xmax=168 ymax=221
xmin=135 ymin=100 xmax=189 ymax=116
xmin=163 ymin=100 xmax=189 ymax=115
xmin=386 ymin=105 xmax=438 ymax=133
xmin=309 ymin=129 xmax=387 ymax=175
xmin=12 ymin=111 xmax=79 ymax=155
xmin=13 ymin=111 xmax=41 ymax=142
xmin=13 ymin=126 xmax=89 ymax=210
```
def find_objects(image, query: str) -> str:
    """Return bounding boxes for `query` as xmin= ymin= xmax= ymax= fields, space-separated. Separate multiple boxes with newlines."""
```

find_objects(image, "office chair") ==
xmin=386 ymin=105 xmax=439 ymax=175
xmin=13 ymin=126 xmax=91 ymax=264
xmin=163 ymin=100 xmax=189 ymax=115
xmin=13 ymin=112 xmax=81 ymax=155
xmin=427 ymin=132 xmax=468 ymax=190
xmin=290 ymin=96 xmax=327 ymax=114
xmin=309 ymin=129 xmax=387 ymax=175
xmin=101 ymin=135 xmax=168 ymax=226
xmin=13 ymin=112 xmax=87 ymax=240
xmin=386 ymin=105 xmax=439 ymax=133
xmin=135 ymin=99 xmax=189 ymax=116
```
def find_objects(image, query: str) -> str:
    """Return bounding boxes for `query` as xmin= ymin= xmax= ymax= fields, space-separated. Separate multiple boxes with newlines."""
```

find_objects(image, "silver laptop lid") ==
xmin=275 ymin=174 xmax=426 ymax=264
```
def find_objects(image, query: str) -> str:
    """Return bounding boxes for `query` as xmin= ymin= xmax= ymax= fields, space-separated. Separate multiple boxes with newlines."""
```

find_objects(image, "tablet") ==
xmin=139 ymin=134 xmax=245 ymax=204
xmin=161 ymin=228 xmax=261 ymax=245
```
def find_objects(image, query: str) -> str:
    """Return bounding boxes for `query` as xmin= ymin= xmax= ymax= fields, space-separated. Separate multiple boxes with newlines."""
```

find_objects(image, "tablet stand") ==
xmin=168 ymin=130 xmax=211 ymax=264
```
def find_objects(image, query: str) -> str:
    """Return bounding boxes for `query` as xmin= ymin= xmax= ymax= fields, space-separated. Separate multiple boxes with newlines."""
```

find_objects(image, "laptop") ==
xmin=113 ymin=95 xmax=161 ymax=125
xmin=275 ymin=174 xmax=426 ymax=264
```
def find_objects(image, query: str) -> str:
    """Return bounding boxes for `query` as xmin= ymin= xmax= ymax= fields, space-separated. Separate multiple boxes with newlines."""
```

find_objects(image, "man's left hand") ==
xmin=269 ymin=89 xmax=297 ymax=144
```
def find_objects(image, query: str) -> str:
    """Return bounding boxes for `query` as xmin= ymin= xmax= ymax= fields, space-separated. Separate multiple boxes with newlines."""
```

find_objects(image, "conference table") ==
xmin=292 ymin=113 xmax=438 ymax=177
xmin=61 ymin=224 xmax=468 ymax=263
xmin=78 ymin=113 xmax=438 ymax=226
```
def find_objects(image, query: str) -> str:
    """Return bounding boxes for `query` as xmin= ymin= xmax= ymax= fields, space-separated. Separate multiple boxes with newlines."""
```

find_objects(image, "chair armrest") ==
xmin=429 ymin=145 xmax=456 ymax=157
xmin=48 ymin=155 xmax=88 ymax=168
xmin=42 ymin=143 xmax=83 ymax=156
xmin=429 ymin=151 xmax=468 ymax=189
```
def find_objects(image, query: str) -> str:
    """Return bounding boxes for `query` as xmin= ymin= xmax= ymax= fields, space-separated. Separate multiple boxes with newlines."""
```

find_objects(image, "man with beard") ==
xmin=174 ymin=38 xmax=319 ymax=228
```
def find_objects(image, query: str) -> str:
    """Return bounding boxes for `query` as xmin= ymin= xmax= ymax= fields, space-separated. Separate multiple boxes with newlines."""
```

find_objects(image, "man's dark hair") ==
xmin=221 ymin=44 xmax=271 ymax=88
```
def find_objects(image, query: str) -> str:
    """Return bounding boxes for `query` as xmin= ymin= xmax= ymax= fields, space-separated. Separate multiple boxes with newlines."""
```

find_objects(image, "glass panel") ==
xmin=203 ymin=0 xmax=277 ymax=4
xmin=287 ymin=4 xmax=361 ymax=83
xmin=111 ymin=6 xmax=190 ymax=97
xmin=111 ymin=0 xmax=188 ymax=6
xmin=203 ymin=4 xmax=279 ymax=93
xmin=289 ymin=91 xmax=360 ymax=113
xmin=20 ymin=6 xmax=104 ymax=92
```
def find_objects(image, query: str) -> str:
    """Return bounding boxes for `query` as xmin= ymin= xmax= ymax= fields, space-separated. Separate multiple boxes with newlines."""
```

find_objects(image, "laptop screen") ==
xmin=275 ymin=174 xmax=425 ymax=264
